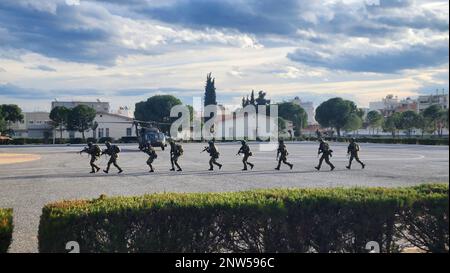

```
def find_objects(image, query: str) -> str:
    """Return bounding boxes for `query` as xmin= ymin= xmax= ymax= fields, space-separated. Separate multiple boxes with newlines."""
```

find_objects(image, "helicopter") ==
xmin=95 ymin=119 xmax=169 ymax=151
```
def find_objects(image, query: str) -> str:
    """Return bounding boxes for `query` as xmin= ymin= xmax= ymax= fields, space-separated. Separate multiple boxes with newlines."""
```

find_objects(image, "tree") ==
xmin=366 ymin=110 xmax=384 ymax=135
xmin=343 ymin=113 xmax=363 ymax=133
xmin=0 ymin=104 xmax=24 ymax=134
xmin=423 ymin=105 xmax=447 ymax=137
xmin=416 ymin=114 xmax=431 ymax=137
xmin=204 ymin=72 xmax=217 ymax=122
xmin=49 ymin=106 xmax=70 ymax=141
xmin=0 ymin=113 xmax=6 ymax=135
xmin=255 ymin=91 xmax=270 ymax=106
xmin=186 ymin=105 xmax=194 ymax=122
xmin=66 ymin=105 xmax=96 ymax=140
xmin=278 ymin=102 xmax=308 ymax=136
xmin=383 ymin=112 xmax=401 ymax=137
xmin=249 ymin=90 xmax=255 ymax=106
xmin=91 ymin=121 xmax=99 ymax=139
xmin=315 ymin=98 xmax=358 ymax=137
xmin=443 ymin=110 xmax=449 ymax=131
xmin=135 ymin=95 xmax=183 ymax=133
xmin=204 ymin=72 xmax=217 ymax=107
xmin=399 ymin=110 xmax=420 ymax=137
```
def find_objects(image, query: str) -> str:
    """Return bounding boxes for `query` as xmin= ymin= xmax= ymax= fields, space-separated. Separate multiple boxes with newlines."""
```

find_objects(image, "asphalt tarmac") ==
xmin=0 ymin=141 xmax=448 ymax=252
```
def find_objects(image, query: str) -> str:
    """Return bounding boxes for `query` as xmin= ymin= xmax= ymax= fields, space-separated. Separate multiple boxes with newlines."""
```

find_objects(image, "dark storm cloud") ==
xmin=0 ymin=0 xmax=448 ymax=74
xmin=0 ymin=1 xmax=122 ymax=66
xmin=288 ymin=40 xmax=449 ymax=73
xmin=137 ymin=0 xmax=303 ymax=35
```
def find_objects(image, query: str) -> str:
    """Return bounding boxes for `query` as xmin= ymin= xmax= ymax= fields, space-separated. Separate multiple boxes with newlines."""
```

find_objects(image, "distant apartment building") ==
xmin=10 ymin=112 xmax=53 ymax=139
xmin=417 ymin=93 xmax=449 ymax=112
xmin=369 ymin=95 xmax=417 ymax=117
xmin=292 ymin=97 xmax=317 ymax=125
xmin=51 ymin=100 xmax=110 ymax=113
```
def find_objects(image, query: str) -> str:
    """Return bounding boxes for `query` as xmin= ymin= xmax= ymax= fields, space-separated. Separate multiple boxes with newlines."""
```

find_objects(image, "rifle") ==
xmin=201 ymin=147 xmax=209 ymax=153
xmin=79 ymin=147 xmax=88 ymax=155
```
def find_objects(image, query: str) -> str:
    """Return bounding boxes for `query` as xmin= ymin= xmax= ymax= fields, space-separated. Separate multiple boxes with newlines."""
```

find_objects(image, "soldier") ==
xmin=237 ymin=140 xmax=254 ymax=171
xmin=169 ymin=140 xmax=183 ymax=171
xmin=346 ymin=138 xmax=365 ymax=170
xmin=102 ymin=141 xmax=123 ymax=174
xmin=80 ymin=142 xmax=101 ymax=173
xmin=275 ymin=139 xmax=293 ymax=170
xmin=315 ymin=138 xmax=335 ymax=171
xmin=142 ymin=142 xmax=158 ymax=172
xmin=202 ymin=140 xmax=223 ymax=171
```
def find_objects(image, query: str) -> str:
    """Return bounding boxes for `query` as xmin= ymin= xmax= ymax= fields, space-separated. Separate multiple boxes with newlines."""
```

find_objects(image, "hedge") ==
xmin=38 ymin=184 xmax=449 ymax=253
xmin=0 ymin=209 xmax=13 ymax=253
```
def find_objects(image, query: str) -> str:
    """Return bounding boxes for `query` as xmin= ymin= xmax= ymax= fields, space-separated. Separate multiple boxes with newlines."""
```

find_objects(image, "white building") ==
xmin=61 ymin=112 xmax=137 ymax=140
xmin=10 ymin=112 xmax=53 ymax=139
xmin=212 ymin=113 xmax=278 ymax=141
xmin=417 ymin=93 xmax=449 ymax=112
xmin=50 ymin=100 xmax=136 ymax=140
xmin=292 ymin=97 xmax=317 ymax=125
xmin=369 ymin=95 xmax=418 ymax=116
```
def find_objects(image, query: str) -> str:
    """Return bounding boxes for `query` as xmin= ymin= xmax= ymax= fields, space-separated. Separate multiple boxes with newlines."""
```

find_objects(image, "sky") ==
xmin=0 ymin=0 xmax=448 ymax=113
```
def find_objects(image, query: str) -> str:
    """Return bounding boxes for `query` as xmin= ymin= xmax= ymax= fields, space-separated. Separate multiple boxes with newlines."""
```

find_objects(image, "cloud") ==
xmin=0 ymin=83 xmax=105 ymax=100
xmin=0 ymin=1 xmax=121 ymax=65
xmin=112 ymin=0 xmax=449 ymax=38
xmin=0 ymin=0 xmax=261 ymax=66
xmin=137 ymin=0 xmax=303 ymax=35
xmin=0 ymin=83 xmax=51 ymax=100
xmin=288 ymin=39 xmax=449 ymax=73
xmin=26 ymin=65 xmax=57 ymax=72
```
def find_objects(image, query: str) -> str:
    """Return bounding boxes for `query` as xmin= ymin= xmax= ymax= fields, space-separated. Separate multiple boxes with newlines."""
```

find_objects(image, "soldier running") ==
xmin=80 ymin=142 xmax=101 ymax=173
xmin=315 ymin=138 xmax=335 ymax=171
xmin=169 ymin=140 xmax=183 ymax=171
xmin=346 ymin=138 xmax=365 ymax=170
xmin=142 ymin=142 xmax=158 ymax=172
xmin=102 ymin=141 xmax=123 ymax=174
xmin=237 ymin=140 xmax=254 ymax=171
xmin=275 ymin=139 xmax=293 ymax=170
xmin=202 ymin=140 xmax=223 ymax=171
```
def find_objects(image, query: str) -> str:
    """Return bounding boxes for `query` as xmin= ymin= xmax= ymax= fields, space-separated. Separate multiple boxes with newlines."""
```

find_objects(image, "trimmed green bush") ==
xmin=38 ymin=184 xmax=449 ymax=253
xmin=0 ymin=209 xmax=13 ymax=253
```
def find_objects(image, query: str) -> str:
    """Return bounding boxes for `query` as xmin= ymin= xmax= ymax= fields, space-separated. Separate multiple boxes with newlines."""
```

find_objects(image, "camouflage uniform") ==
xmin=346 ymin=138 xmax=365 ymax=169
xmin=276 ymin=140 xmax=293 ymax=170
xmin=102 ymin=142 xmax=123 ymax=174
xmin=143 ymin=143 xmax=158 ymax=172
xmin=204 ymin=140 xmax=222 ymax=171
xmin=80 ymin=142 xmax=101 ymax=173
xmin=237 ymin=140 xmax=254 ymax=171
xmin=169 ymin=141 xmax=183 ymax=171
xmin=315 ymin=139 xmax=335 ymax=171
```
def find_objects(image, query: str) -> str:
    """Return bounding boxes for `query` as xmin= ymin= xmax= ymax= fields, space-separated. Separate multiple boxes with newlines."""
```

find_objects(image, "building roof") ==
xmin=96 ymin=112 xmax=134 ymax=121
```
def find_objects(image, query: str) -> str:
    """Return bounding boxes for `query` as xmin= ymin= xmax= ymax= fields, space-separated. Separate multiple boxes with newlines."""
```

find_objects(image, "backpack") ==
xmin=355 ymin=144 xmax=360 ymax=152
xmin=151 ymin=149 xmax=157 ymax=159
xmin=93 ymin=145 xmax=101 ymax=156
xmin=113 ymin=145 xmax=121 ymax=154
xmin=210 ymin=145 xmax=220 ymax=157
xmin=176 ymin=144 xmax=184 ymax=155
